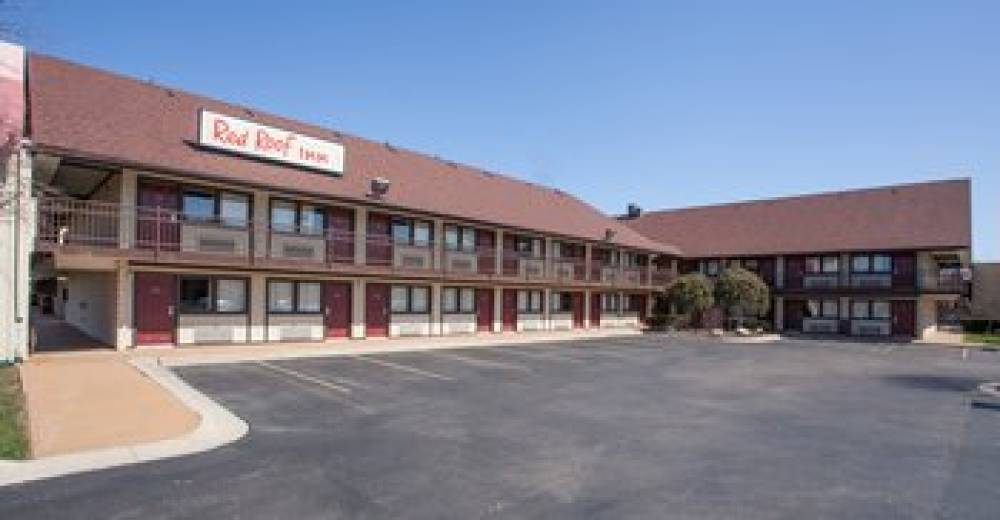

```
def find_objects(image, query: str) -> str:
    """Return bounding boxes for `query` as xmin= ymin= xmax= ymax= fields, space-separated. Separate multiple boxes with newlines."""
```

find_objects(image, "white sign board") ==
xmin=198 ymin=109 xmax=344 ymax=174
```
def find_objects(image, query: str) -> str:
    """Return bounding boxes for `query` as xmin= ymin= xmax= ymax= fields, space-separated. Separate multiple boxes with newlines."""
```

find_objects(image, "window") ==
xmin=445 ymin=225 xmax=477 ymax=253
xmin=270 ymin=200 xmax=298 ymax=233
xmin=806 ymin=255 xmax=840 ymax=274
xmin=299 ymin=205 xmax=325 ymax=236
xmin=180 ymin=277 xmax=247 ymax=314
xmin=518 ymin=290 xmax=543 ymax=313
xmin=852 ymin=300 xmax=891 ymax=320
xmin=515 ymin=237 xmax=542 ymax=258
xmin=215 ymin=279 xmax=247 ymax=313
xmin=743 ymin=258 xmax=759 ymax=271
xmin=625 ymin=294 xmax=644 ymax=313
xmin=220 ymin=193 xmax=249 ymax=227
xmin=852 ymin=254 xmax=892 ymax=273
xmin=806 ymin=299 xmax=839 ymax=318
xmin=705 ymin=259 xmax=720 ymax=276
xmin=268 ymin=280 xmax=322 ymax=313
xmin=179 ymin=277 xmax=211 ymax=313
xmin=602 ymin=293 xmax=621 ymax=312
xmin=391 ymin=285 xmax=430 ymax=313
xmin=391 ymin=218 xmax=433 ymax=247
xmin=551 ymin=292 xmax=572 ymax=312
xmin=182 ymin=191 xmax=216 ymax=222
xmin=442 ymin=287 xmax=476 ymax=313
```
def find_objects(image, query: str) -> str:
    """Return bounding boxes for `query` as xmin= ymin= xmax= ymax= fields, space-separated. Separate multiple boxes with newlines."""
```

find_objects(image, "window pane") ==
xmin=215 ymin=279 xmax=246 ymax=313
xmin=852 ymin=255 xmax=870 ymax=272
xmin=268 ymin=281 xmax=294 ymax=312
xmin=414 ymin=222 xmax=431 ymax=247
xmin=461 ymin=228 xmax=476 ymax=252
xmin=391 ymin=286 xmax=409 ymax=312
xmin=297 ymin=282 xmax=321 ymax=313
xmin=442 ymin=288 xmax=458 ymax=313
xmin=445 ymin=226 xmax=459 ymax=251
xmin=872 ymin=301 xmax=891 ymax=319
xmin=744 ymin=259 xmax=758 ymax=271
xmin=517 ymin=291 xmax=527 ymax=311
xmin=822 ymin=300 xmax=839 ymax=318
xmin=823 ymin=256 xmax=839 ymax=273
xmin=271 ymin=201 xmax=297 ymax=233
xmin=300 ymin=205 xmax=325 ymax=236
xmin=392 ymin=219 xmax=412 ymax=244
xmin=530 ymin=291 xmax=541 ymax=312
xmin=220 ymin=193 xmax=248 ymax=227
xmin=852 ymin=301 xmax=869 ymax=319
xmin=873 ymin=255 xmax=892 ymax=273
xmin=179 ymin=277 xmax=211 ymax=313
xmin=411 ymin=287 xmax=429 ymax=313
xmin=806 ymin=300 xmax=820 ymax=318
xmin=805 ymin=257 xmax=821 ymax=274
xmin=460 ymin=288 xmax=475 ymax=313
xmin=182 ymin=191 xmax=215 ymax=221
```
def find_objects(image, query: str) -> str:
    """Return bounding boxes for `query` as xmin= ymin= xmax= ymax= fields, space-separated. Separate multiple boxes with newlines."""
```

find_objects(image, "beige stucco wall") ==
xmin=517 ymin=313 xmax=546 ymax=331
xmin=441 ymin=313 xmax=476 ymax=335
xmin=391 ymin=313 xmax=432 ymax=337
xmin=62 ymin=270 xmax=117 ymax=345
xmin=971 ymin=263 xmax=1000 ymax=320
xmin=267 ymin=314 xmax=324 ymax=342
xmin=550 ymin=312 xmax=573 ymax=331
xmin=177 ymin=314 xmax=248 ymax=344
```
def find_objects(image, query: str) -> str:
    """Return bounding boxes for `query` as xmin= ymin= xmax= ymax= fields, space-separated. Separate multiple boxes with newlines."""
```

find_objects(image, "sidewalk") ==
xmin=19 ymin=352 xmax=199 ymax=457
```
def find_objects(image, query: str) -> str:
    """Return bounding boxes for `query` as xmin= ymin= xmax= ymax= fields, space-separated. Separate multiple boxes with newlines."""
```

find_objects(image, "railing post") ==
xmin=154 ymin=206 xmax=161 ymax=259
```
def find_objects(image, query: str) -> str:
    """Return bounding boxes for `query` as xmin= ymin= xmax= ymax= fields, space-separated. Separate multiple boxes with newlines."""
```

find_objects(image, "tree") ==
xmin=714 ymin=267 xmax=770 ymax=327
xmin=665 ymin=273 xmax=714 ymax=326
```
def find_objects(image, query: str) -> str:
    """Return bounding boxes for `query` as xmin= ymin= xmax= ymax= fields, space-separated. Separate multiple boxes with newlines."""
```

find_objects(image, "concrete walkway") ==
xmin=30 ymin=314 xmax=112 ymax=353
xmin=18 ymin=352 xmax=199 ymax=457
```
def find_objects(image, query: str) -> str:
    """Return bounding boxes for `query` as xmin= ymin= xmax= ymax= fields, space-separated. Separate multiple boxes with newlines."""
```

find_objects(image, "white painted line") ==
xmin=496 ymin=347 xmax=586 ymax=363
xmin=427 ymin=351 xmax=531 ymax=372
xmin=254 ymin=361 xmax=353 ymax=394
xmin=349 ymin=355 xmax=455 ymax=381
xmin=0 ymin=359 xmax=248 ymax=487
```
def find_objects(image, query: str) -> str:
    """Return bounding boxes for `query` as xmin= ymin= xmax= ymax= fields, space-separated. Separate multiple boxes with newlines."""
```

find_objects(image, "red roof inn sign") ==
xmin=198 ymin=109 xmax=345 ymax=174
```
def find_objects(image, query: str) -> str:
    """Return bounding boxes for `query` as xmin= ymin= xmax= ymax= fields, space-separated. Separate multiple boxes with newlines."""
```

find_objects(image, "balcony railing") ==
xmin=37 ymin=198 xmax=658 ymax=287
xmin=651 ymin=269 xmax=675 ymax=286
xmin=918 ymin=268 xmax=969 ymax=293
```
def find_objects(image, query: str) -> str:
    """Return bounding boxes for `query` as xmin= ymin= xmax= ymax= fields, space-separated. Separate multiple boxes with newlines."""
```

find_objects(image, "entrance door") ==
xmin=365 ymin=283 xmax=390 ymax=337
xmin=502 ymin=289 xmax=517 ymax=331
xmin=323 ymin=281 xmax=351 ymax=338
xmin=137 ymin=183 xmax=180 ymax=250
xmin=590 ymin=293 xmax=602 ymax=327
xmin=134 ymin=272 xmax=176 ymax=345
xmin=891 ymin=300 xmax=916 ymax=337
xmin=636 ymin=294 xmax=648 ymax=323
xmin=476 ymin=288 xmax=493 ymax=332
xmin=892 ymin=254 xmax=916 ymax=289
xmin=571 ymin=292 xmax=584 ymax=328
xmin=366 ymin=213 xmax=392 ymax=265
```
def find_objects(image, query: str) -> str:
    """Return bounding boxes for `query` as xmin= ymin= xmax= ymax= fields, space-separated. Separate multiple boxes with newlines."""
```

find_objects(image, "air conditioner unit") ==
xmin=199 ymin=237 xmax=237 ymax=253
xmin=283 ymin=244 xmax=316 ymax=258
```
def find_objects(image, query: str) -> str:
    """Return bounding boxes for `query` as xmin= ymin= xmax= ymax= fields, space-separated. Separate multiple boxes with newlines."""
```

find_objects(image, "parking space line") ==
xmin=349 ymin=355 xmax=455 ymax=381
xmin=255 ymin=361 xmax=353 ymax=394
xmin=495 ymin=347 xmax=586 ymax=363
xmin=426 ymin=351 xmax=531 ymax=372
xmin=560 ymin=347 xmax=636 ymax=360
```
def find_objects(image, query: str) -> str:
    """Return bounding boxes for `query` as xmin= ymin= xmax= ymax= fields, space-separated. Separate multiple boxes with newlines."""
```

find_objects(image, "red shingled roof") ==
xmin=27 ymin=54 xmax=678 ymax=255
xmin=624 ymin=179 xmax=971 ymax=258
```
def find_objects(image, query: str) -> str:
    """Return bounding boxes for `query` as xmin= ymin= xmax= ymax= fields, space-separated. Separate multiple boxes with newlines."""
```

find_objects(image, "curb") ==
xmin=0 ymin=358 xmax=248 ymax=487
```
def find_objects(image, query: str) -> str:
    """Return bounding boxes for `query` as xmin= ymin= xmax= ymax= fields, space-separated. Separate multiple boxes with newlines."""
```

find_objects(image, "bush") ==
xmin=714 ymin=267 xmax=770 ymax=327
xmin=665 ymin=273 xmax=714 ymax=325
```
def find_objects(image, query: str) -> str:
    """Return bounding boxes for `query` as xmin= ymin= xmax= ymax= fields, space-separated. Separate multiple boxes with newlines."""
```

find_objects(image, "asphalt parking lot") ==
xmin=2 ymin=336 xmax=999 ymax=519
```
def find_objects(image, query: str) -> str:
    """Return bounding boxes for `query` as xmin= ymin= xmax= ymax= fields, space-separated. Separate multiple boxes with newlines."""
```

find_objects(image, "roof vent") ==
xmin=626 ymin=203 xmax=642 ymax=218
xmin=368 ymin=177 xmax=391 ymax=199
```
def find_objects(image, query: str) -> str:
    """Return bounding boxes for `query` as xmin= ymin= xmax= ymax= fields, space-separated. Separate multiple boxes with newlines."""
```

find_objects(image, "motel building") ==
xmin=0 ymin=44 xmax=974 ymax=361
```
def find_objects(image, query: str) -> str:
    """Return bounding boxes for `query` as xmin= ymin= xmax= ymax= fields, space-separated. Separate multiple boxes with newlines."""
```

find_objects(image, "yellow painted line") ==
xmin=427 ymin=350 xmax=531 ymax=372
xmin=349 ymin=355 xmax=455 ymax=381
xmin=255 ymin=361 xmax=352 ymax=394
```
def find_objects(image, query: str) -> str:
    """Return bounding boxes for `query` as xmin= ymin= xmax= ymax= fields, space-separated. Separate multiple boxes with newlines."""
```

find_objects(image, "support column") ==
xmin=253 ymin=190 xmax=269 ymax=259
xmin=115 ymin=261 xmax=133 ymax=350
xmin=544 ymin=238 xmax=553 ymax=279
xmin=0 ymin=143 xmax=33 ymax=361
xmin=839 ymin=252 xmax=850 ymax=287
xmin=354 ymin=207 xmax=367 ymax=265
xmin=493 ymin=286 xmax=503 ymax=332
xmin=583 ymin=289 xmax=592 ymax=328
xmin=774 ymin=296 xmax=784 ymax=331
xmin=249 ymin=273 xmax=267 ymax=342
xmin=584 ymin=243 xmax=593 ymax=281
xmin=543 ymin=287 xmax=552 ymax=330
xmin=494 ymin=229 xmax=504 ymax=276
xmin=351 ymin=279 xmax=366 ymax=338
xmin=433 ymin=219 xmax=445 ymax=271
xmin=119 ymin=170 xmax=137 ymax=249
xmin=646 ymin=254 xmax=656 ymax=286
xmin=430 ymin=282 xmax=442 ymax=336
xmin=775 ymin=256 xmax=785 ymax=289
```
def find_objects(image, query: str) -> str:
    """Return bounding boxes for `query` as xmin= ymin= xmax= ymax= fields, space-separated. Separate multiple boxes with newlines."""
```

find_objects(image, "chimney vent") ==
xmin=626 ymin=203 xmax=642 ymax=218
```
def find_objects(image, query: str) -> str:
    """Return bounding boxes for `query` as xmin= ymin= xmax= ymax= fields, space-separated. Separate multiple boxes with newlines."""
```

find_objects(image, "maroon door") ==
xmin=571 ymin=292 xmax=584 ymax=328
xmin=502 ymin=289 xmax=517 ymax=331
xmin=476 ymin=289 xmax=493 ymax=332
xmin=366 ymin=213 xmax=392 ymax=265
xmin=134 ymin=272 xmax=176 ymax=345
xmin=323 ymin=281 xmax=351 ymax=338
xmin=365 ymin=283 xmax=390 ymax=337
xmin=892 ymin=253 xmax=916 ymax=289
xmin=636 ymin=294 xmax=649 ymax=323
xmin=137 ymin=183 xmax=180 ymax=250
xmin=785 ymin=257 xmax=805 ymax=289
xmin=327 ymin=208 xmax=354 ymax=263
xmin=476 ymin=231 xmax=495 ymax=275
xmin=590 ymin=293 xmax=602 ymax=327
xmin=502 ymin=236 xmax=519 ymax=276
xmin=783 ymin=299 xmax=804 ymax=331
xmin=891 ymin=300 xmax=916 ymax=337
xmin=758 ymin=257 xmax=776 ymax=286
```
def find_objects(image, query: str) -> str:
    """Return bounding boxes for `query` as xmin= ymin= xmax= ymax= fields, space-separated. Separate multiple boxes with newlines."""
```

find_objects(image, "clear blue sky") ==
xmin=9 ymin=1 xmax=997 ymax=259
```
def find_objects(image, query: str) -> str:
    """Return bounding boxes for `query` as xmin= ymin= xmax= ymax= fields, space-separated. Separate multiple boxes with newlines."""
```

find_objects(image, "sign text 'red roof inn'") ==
xmin=198 ymin=109 xmax=345 ymax=174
